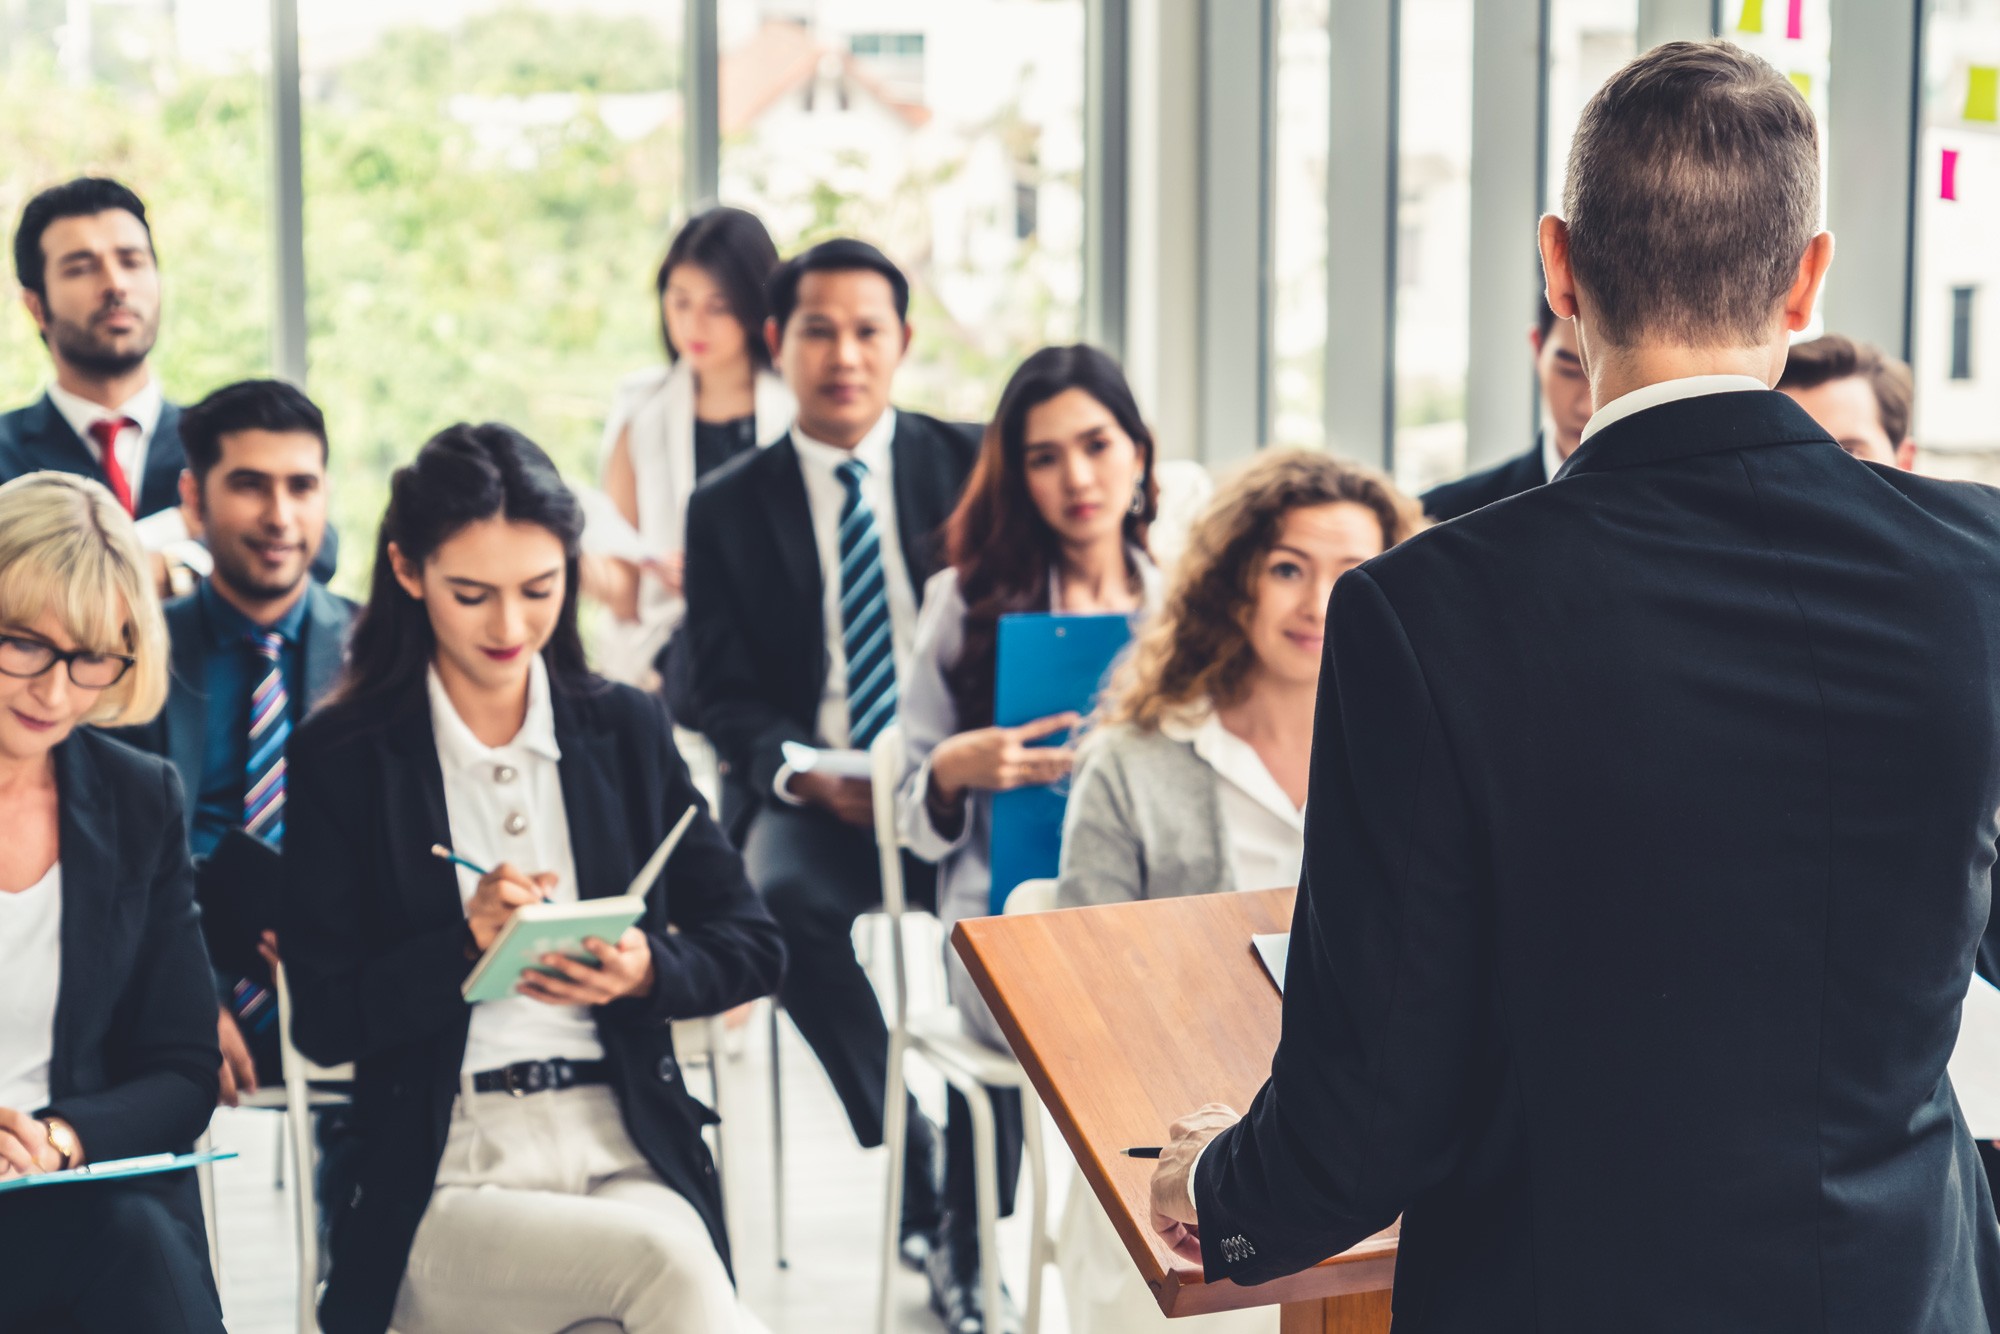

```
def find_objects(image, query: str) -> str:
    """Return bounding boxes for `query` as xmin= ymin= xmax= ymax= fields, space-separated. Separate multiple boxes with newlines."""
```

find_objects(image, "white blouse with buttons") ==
xmin=428 ymin=657 xmax=606 ymax=1074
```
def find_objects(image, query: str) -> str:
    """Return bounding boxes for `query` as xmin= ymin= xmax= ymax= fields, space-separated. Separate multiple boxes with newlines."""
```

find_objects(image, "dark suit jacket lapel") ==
xmin=301 ymin=584 xmax=352 ymax=711
xmin=889 ymin=413 xmax=947 ymax=597
xmin=138 ymin=402 xmax=185 ymax=517
xmin=48 ymin=737 xmax=120 ymax=1099
xmin=162 ymin=597 xmax=209 ymax=823
xmin=26 ymin=394 xmax=97 ymax=477
xmin=552 ymin=691 xmax=630 ymax=903
xmin=754 ymin=438 xmax=826 ymax=711
xmin=381 ymin=695 xmax=468 ymax=933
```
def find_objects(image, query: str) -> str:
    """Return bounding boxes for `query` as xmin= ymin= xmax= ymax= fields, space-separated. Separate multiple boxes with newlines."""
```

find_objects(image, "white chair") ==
xmin=872 ymin=724 xmax=1053 ymax=1334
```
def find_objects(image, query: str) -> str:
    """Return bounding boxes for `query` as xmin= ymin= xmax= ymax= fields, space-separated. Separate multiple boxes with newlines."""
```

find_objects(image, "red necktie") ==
xmin=87 ymin=417 xmax=138 ymax=515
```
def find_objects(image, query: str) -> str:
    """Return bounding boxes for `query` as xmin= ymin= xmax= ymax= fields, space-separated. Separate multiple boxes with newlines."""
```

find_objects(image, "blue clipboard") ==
xmin=988 ymin=612 xmax=1135 ymax=914
xmin=0 ymin=1149 xmax=237 ymax=1194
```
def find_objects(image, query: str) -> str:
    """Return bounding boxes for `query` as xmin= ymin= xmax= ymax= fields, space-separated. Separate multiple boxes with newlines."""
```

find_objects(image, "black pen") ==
xmin=1121 ymin=1146 xmax=1163 ymax=1159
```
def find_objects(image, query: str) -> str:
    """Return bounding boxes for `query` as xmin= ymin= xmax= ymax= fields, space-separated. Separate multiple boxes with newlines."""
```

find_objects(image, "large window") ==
xmin=1270 ymin=0 xmax=1330 ymax=449
xmin=1546 ymin=0 xmax=1638 ymax=213
xmin=298 ymin=0 xmax=684 ymax=574
xmin=1393 ymin=0 xmax=1474 ymax=495
xmin=716 ymin=0 xmax=1084 ymax=422
xmin=0 ymin=0 xmax=273 ymax=406
xmin=1915 ymin=0 xmax=2000 ymax=466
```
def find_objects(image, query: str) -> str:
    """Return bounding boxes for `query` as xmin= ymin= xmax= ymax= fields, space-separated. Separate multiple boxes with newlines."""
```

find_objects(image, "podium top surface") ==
xmin=953 ymin=887 xmax=1397 ymax=1317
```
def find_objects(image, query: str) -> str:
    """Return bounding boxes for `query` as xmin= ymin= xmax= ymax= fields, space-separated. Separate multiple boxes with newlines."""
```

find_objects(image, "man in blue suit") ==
xmin=1 ymin=176 xmax=335 ymax=585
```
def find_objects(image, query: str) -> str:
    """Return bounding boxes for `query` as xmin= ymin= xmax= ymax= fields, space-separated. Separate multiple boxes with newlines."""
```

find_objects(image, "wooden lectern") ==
xmin=952 ymin=887 xmax=1396 ymax=1332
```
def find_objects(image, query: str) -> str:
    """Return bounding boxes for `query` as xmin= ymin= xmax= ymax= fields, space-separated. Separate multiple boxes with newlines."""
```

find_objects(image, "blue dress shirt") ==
xmin=190 ymin=581 xmax=308 ymax=857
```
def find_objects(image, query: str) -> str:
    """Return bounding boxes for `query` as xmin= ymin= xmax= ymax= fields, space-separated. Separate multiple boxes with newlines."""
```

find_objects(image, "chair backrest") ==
xmin=1004 ymin=877 xmax=1058 ymax=916
xmin=869 ymin=722 xmax=915 ymax=1025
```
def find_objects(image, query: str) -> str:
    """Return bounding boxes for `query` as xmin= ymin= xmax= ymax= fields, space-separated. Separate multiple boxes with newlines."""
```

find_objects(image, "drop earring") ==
xmin=1130 ymin=472 xmax=1149 ymax=516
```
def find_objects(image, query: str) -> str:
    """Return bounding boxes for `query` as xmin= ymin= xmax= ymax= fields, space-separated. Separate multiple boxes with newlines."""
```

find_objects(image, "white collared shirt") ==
xmin=1164 ymin=706 xmax=1307 ymax=894
xmin=1573 ymin=374 xmax=1771 ymax=454
xmin=790 ymin=408 xmax=920 ymax=748
xmin=1540 ymin=422 xmax=1566 ymax=486
xmin=46 ymin=375 xmax=164 ymax=501
xmin=428 ymin=655 xmax=605 ymax=1074
xmin=0 ymin=862 xmax=62 ymax=1115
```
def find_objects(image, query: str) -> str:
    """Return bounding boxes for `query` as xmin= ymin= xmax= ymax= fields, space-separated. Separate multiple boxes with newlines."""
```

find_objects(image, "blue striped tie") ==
xmin=836 ymin=457 xmax=897 ymax=749
xmin=244 ymin=631 xmax=289 ymax=847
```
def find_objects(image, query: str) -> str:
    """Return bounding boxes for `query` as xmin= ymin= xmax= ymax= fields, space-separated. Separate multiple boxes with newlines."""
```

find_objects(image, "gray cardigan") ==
xmin=1056 ymin=721 xmax=1238 ymax=907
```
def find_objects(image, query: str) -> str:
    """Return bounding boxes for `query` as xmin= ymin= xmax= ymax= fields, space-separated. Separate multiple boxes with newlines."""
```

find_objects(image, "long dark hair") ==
xmin=939 ymin=344 xmax=1159 ymax=730
xmin=655 ymin=206 xmax=781 ymax=370
xmin=325 ymin=423 xmax=596 ymax=717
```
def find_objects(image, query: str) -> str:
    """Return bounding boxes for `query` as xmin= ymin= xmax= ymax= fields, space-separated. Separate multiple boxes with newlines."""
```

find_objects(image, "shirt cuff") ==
xmin=1187 ymin=1139 xmax=1209 ymax=1222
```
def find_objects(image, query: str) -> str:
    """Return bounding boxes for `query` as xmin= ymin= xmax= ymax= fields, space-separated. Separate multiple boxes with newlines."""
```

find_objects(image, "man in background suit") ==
xmin=683 ymin=239 xmax=991 ymax=1325
xmin=1151 ymin=42 xmax=2000 ymax=1332
xmin=1420 ymin=294 xmax=1594 ymax=521
xmin=1 ymin=176 xmax=335 ymax=588
xmin=1778 ymin=332 xmax=1918 ymax=472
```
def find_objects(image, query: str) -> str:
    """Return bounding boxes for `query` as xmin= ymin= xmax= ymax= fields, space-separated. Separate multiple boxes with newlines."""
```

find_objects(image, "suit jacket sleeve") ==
xmin=683 ymin=483 xmax=813 ymax=798
xmin=282 ymin=728 xmax=480 ymax=1066
xmin=599 ymin=699 xmax=788 ymax=1029
xmin=1193 ymin=567 xmax=1490 ymax=1286
xmin=41 ymin=766 xmax=221 ymax=1161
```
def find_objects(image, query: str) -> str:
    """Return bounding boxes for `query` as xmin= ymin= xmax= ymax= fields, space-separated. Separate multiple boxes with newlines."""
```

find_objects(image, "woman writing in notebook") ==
xmin=282 ymin=424 xmax=785 ymax=1334
xmin=0 ymin=473 xmax=224 ymax=1334
xmin=892 ymin=343 xmax=1163 ymax=1332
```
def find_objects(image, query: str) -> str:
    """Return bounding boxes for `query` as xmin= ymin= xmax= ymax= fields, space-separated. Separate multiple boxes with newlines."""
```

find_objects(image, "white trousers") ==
xmin=390 ymin=1082 xmax=748 ymax=1334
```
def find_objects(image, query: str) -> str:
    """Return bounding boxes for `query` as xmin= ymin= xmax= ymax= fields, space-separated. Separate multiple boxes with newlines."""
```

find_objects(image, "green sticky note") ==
xmin=1788 ymin=71 xmax=1813 ymax=99
xmin=1968 ymin=66 xmax=1999 ymax=124
xmin=1738 ymin=0 xmax=1765 ymax=34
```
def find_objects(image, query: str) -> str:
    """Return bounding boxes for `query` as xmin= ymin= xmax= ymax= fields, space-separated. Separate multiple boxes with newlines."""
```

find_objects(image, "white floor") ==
xmin=209 ymin=969 xmax=1078 ymax=1333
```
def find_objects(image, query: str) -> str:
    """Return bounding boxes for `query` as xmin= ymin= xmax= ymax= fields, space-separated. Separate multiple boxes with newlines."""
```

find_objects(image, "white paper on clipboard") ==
xmin=1252 ymin=932 xmax=1290 ymax=996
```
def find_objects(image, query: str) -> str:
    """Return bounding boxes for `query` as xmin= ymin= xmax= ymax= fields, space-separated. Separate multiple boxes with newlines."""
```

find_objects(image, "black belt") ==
xmin=469 ymin=1057 xmax=610 ymax=1097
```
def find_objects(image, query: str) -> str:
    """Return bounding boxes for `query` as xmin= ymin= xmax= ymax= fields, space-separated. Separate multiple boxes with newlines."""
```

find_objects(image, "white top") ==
xmin=1573 ymin=373 xmax=1771 ymax=452
xmin=790 ymin=408 xmax=920 ymax=749
xmin=1165 ymin=708 xmax=1307 ymax=894
xmin=428 ymin=656 xmax=605 ymax=1074
xmin=1540 ymin=423 xmax=1564 ymax=487
xmin=588 ymin=361 xmax=795 ymax=684
xmin=0 ymin=863 xmax=63 ymax=1114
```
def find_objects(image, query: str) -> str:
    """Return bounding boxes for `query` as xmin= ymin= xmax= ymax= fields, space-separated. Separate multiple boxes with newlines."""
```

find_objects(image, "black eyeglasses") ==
xmin=0 ymin=634 xmax=136 ymax=689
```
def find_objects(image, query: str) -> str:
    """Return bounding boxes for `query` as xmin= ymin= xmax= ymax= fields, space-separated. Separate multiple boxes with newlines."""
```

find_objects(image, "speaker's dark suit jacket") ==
xmin=114 ymin=580 xmax=353 ymax=832
xmin=1196 ymin=391 xmax=2000 ymax=1331
xmin=0 ymin=391 xmax=339 ymax=580
xmin=681 ymin=411 xmax=980 ymax=839
xmin=34 ymin=731 xmax=222 ymax=1231
xmin=1419 ymin=438 xmax=1547 ymax=522
xmin=281 ymin=677 xmax=786 ymax=1334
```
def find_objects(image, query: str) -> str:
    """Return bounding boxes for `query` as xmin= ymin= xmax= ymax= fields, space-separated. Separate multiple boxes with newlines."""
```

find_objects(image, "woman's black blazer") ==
xmin=281 ymin=676 xmax=787 ymax=1334
xmin=32 ymin=731 xmax=221 ymax=1234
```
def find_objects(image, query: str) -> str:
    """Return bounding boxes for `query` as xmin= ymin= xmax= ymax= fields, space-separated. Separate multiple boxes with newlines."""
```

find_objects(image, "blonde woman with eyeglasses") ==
xmin=0 ymin=471 xmax=225 ymax=1334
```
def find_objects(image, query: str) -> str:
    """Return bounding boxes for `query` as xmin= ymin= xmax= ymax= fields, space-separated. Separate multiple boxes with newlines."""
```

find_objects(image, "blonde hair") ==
xmin=0 ymin=471 xmax=169 ymax=727
xmin=1105 ymin=450 xmax=1426 ymax=732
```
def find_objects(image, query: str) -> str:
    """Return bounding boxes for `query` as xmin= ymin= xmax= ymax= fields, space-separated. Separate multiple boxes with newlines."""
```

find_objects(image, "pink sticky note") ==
xmin=1787 ymin=0 xmax=1803 ymax=39
xmin=1943 ymin=148 xmax=1960 ymax=202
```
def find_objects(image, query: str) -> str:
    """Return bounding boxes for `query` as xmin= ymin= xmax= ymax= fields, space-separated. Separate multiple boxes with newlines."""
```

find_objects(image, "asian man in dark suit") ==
xmin=1419 ymin=294 xmax=1594 ymax=522
xmin=683 ymin=238 xmax=984 ymax=1319
xmin=1151 ymin=42 xmax=2000 ymax=1332
xmin=1 ymin=177 xmax=335 ymax=587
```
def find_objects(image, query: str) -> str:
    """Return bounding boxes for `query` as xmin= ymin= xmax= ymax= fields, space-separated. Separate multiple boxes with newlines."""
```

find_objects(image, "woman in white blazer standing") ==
xmin=585 ymin=207 xmax=795 ymax=688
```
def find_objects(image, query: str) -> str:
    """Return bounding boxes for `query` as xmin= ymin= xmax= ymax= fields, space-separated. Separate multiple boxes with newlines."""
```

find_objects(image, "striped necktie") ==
xmin=835 ymin=457 xmax=897 ymax=749
xmin=244 ymin=630 xmax=289 ymax=846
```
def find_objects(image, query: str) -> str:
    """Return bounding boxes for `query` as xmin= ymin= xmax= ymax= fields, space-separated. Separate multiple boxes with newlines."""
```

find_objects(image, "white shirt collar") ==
xmin=792 ymin=407 xmax=898 ymax=475
xmin=1160 ymin=701 xmax=1306 ymax=831
xmin=427 ymin=653 xmax=563 ymax=772
xmin=46 ymin=374 xmax=163 ymax=449
xmin=1539 ymin=423 xmax=1566 ymax=485
xmin=1576 ymin=374 xmax=1770 ymax=448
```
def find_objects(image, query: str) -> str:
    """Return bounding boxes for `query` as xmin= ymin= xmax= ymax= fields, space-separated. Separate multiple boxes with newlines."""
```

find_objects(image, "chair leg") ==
xmin=273 ymin=1115 xmax=287 ymax=1190
xmin=195 ymin=1125 xmax=223 ymax=1290
xmin=963 ymin=1078 xmax=1004 ymax=1334
xmin=289 ymin=1100 xmax=319 ymax=1334
xmin=769 ymin=1001 xmax=788 ymax=1270
xmin=705 ymin=1015 xmax=728 ymax=1216
xmin=876 ymin=1031 xmax=910 ymax=1334
xmin=1021 ymin=1097 xmax=1050 ymax=1334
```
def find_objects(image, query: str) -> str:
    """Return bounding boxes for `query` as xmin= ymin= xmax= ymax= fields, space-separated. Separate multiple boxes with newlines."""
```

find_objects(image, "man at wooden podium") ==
xmin=1149 ymin=40 xmax=2000 ymax=1332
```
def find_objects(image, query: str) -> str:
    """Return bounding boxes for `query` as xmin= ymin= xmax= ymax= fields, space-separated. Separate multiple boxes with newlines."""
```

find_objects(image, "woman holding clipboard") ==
xmin=0 ymin=473 xmax=224 ymax=1334
xmin=892 ymin=344 xmax=1164 ymax=1331
xmin=281 ymin=423 xmax=785 ymax=1334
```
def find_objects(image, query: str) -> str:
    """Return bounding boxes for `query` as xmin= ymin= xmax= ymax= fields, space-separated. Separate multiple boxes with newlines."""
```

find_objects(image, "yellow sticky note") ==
xmin=1738 ymin=0 xmax=1765 ymax=34
xmin=1789 ymin=71 xmax=1813 ymax=99
xmin=1968 ymin=66 xmax=1999 ymax=124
